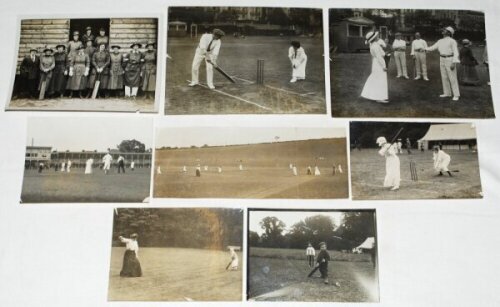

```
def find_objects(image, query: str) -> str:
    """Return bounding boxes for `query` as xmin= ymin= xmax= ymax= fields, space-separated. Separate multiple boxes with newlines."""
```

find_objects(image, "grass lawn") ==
xmin=108 ymin=247 xmax=242 ymax=301
xmin=331 ymin=45 xmax=494 ymax=118
xmin=166 ymin=36 xmax=326 ymax=114
xmin=350 ymin=149 xmax=483 ymax=200
xmin=21 ymin=167 xmax=151 ymax=203
xmin=248 ymin=247 xmax=378 ymax=302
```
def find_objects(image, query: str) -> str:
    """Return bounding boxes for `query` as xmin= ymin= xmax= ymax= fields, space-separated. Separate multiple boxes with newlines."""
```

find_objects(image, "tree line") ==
xmin=249 ymin=211 xmax=376 ymax=250
xmin=112 ymin=208 xmax=243 ymax=250
xmin=350 ymin=122 xmax=432 ymax=149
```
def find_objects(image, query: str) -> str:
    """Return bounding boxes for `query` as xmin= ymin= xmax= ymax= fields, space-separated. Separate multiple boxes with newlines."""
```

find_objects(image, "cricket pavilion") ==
xmin=417 ymin=123 xmax=477 ymax=151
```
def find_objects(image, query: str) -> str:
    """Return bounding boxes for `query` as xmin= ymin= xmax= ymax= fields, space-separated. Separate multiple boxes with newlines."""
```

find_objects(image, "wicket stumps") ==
xmin=257 ymin=59 xmax=264 ymax=85
xmin=410 ymin=160 xmax=418 ymax=181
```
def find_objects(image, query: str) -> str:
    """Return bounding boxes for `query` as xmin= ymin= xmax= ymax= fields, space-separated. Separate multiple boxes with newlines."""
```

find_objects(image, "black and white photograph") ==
xmin=153 ymin=126 xmax=348 ymax=198
xmin=350 ymin=121 xmax=482 ymax=200
xmin=247 ymin=209 xmax=379 ymax=302
xmin=330 ymin=9 xmax=494 ymax=118
xmin=166 ymin=7 xmax=326 ymax=114
xmin=21 ymin=117 xmax=153 ymax=203
xmin=7 ymin=17 xmax=159 ymax=112
xmin=108 ymin=208 xmax=243 ymax=301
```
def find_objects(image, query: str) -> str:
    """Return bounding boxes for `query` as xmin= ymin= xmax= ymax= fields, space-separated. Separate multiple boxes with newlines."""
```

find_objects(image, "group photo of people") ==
xmin=8 ymin=18 xmax=159 ymax=112
xmin=330 ymin=9 xmax=494 ymax=118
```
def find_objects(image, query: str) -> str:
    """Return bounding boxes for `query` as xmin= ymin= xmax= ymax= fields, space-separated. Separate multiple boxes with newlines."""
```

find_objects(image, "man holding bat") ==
xmin=189 ymin=28 xmax=225 ymax=90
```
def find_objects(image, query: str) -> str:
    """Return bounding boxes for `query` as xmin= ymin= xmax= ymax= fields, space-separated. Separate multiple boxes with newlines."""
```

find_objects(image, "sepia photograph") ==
xmin=153 ymin=126 xmax=348 ymax=198
xmin=21 ymin=117 xmax=153 ymax=203
xmin=350 ymin=121 xmax=482 ymax=200
xmin=166 ymin=7 xmax=325 ymax=114
xmin=247 ymin=209 xmax=379 ymax=302
xmin=330 ymin=9 xmax=494 ymax=118
xmin=7 ymin=17 xmax=159 ymax=112
xmin=108 ymin=208 xmax=243 ymax=301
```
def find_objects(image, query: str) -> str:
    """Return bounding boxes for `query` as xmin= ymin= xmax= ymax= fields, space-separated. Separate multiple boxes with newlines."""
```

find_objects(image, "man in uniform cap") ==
xmin=410 ymin=32 xmax=429 ymax=81
xmin=392 ymin=32 xmax=409 ymax=79
xmin=189 ymin=28 xmax=225 ymax=89
xmin=426 ymin=26 xmax=460 ymax=101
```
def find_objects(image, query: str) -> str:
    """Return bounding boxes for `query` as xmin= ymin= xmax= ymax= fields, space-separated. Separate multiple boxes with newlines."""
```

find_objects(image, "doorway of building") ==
xmin=69 ymin=18 xmax=110 ymax=40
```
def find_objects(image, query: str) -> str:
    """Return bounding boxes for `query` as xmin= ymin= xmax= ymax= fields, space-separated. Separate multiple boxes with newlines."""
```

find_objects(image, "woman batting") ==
xmin=119 ymin=233 xmax=142 ymax=277
xmin=377 ymin=136 xmax=400 ymax=191
xmin=288 ymin=41 xmax=307 ymax=83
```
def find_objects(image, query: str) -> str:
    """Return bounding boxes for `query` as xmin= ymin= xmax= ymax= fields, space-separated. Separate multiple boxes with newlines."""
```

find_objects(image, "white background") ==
xmin=0 ymin=0 xmax=500 ymax=306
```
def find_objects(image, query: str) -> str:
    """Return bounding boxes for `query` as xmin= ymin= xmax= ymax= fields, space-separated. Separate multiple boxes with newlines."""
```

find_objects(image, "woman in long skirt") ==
xmin=119 ymin=234 xmax=142 ymax=277
xmin=84 ymin=158 xmax=93 ymax=174
xmin=361 ymin=31 xmax=389 ymax=103
xmin=66 ymin=46 xmax=90 ymax=98
xmin=227 ymin=247 xmax=239 ymax=271
xmin=377 ymin=136 xmax=400 ymax=191
xmin=108 ymin=45 xmax=124 ymax=96
xmin=89 ymin=43 xmax=110 ymax=98
xmin=49 ymin=45 xmax=68 ymax=98
xmin=459 ymin=39 xmax=480 ymax=86
xmin=141 ymin=43 xmax=156 ymax=99
xmin=123 ymin=42 xmax=144 ymax=99
xmin=38 ymin=48 xmax=55 ymax=98
xmin=288 ymin=41 xmax=307 ymax=83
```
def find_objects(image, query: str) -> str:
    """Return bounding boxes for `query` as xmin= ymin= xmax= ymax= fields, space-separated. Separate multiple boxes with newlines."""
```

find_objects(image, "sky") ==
xmin=26 ymin=117 xmax=153 ymax=152
xmin=155 ymin=127 xmax=345 ymax=148
xmin=249 ymin=210 xmax=345 ymax=236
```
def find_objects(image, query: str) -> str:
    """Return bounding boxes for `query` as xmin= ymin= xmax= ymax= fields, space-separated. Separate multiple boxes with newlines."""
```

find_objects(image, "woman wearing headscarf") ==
xmin=119 ymin=233 xmax=142 ymax=277
xmin=376 ymin=136 xmax=400 ymax=191
xmin=288 ymin=41 xmax=307 ymax=83
xmin=459 ymin=39 xmax=480 ymax=86
xmin=361 ymin=31 xmax=389 ymax=103
xmin=89 ymin=43 xmax=111 ymax=98
xmin=108 ymin=45 xmax=125 ymax=96
xmin=49 ymin=44 xmax=69 ymax=98
xmin=141 ymin=43 xmax=156 ymax=99
xmin=123 ymin=42 xmax=144 ymax=99
xmin=66 ymin=45 xmax=90 ymax=98
xmin=38 ymin=48 xmax=55 ymax=98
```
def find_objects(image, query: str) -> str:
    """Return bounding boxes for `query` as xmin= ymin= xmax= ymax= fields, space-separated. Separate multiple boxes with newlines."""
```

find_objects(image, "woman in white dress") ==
xmin=227 ymin=247 xmax=239 ymax=271
xmin=433 ymin=146 xmax=453 ymax=177
xmin=84 ymin=158 xmax=93 ymax=174
xmin=314 ymin=165 xmax=321 ymax=176
xmin=288 ymin=41 xmax=307 ymax=83
xmin=361 ymin=31 xmax=389 ymax=103
xmin=377 ymin=137 xmax=400 ymax=190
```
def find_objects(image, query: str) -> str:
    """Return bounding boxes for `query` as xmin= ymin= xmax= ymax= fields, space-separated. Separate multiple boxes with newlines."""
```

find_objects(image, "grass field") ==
xmin=21 ymin=167 xmax=151 ymax=203
xmin=350 ymin=149 xmax=483 ymax=200
xmin=7 ymin=97 xmax=155 ymax=113
xmin=108 ymin=247 xmax=242 ymax=301
xmin=153 ymin=139 xmax=349 ymax=199
xmin=248 ymin=247 xmax=378 ymax=302
xmin=166 ymin=36 xmax=326 ymax=114
xmin=331 ymin=45 xmax=495 ymax=118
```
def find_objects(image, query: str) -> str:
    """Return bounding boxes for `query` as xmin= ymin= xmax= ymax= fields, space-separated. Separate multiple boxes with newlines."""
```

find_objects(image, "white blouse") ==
xmin=120 ymin=236 xmax=139 ymax=256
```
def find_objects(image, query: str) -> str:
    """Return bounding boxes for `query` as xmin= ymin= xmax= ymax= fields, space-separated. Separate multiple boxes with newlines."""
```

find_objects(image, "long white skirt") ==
xmin=384 ymin=156 xmax=400 ymax=187
xmin=84 ymin=162 xmax=93 ymax=174
xmin=361 ymin=59 xmax=388 ymax=101
xmin=435 ymin=156 xmax=451 ymax=172
xmin=314 ymin=166 xmax=321 ymax=176
xmin=292 ymin=58 xmax=307 ymax=79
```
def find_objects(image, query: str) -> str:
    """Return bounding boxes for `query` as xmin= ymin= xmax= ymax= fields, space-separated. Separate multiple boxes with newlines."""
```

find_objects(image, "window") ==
xmin=348 ymin=24 xmax=361 ymax=37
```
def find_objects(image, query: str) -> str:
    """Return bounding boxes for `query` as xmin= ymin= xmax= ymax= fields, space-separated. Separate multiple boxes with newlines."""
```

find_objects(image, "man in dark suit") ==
xmin=19 ymin=49 xmax=40 ymax=98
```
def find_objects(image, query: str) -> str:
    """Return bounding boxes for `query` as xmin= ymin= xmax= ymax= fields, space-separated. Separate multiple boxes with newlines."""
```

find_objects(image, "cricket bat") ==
xmin=225 ymin=261 xmax=232 ymax=270
xmin=38 ymin=74 xmax=47 ymax=100
xmin=91 ymin=73 xmax=101 ymax=99
xmin=207 ymin=60 xmax=236 ymax=83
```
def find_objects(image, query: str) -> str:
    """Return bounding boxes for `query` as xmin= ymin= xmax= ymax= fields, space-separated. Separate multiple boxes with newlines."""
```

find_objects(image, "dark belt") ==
xmin=440 ymin=54 xmax=453 ymax=58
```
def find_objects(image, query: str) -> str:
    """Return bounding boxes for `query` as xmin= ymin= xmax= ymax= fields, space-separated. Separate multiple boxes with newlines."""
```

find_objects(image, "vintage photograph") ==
xmin=153 ymin=126 xmax=348 ymax=198
xmin=21 ymin=117 xmax=152 ymax=203
xmin=166 ymin=7 xmax=325 ymax=114
xmin=7 ymin=18 xmax=159 ymax=112
xmin=330 ymin=9 xmax=494 ymax=118
xmin=247 ymin=209 xmax=379 ymax=302
xmin=108 ymin=208 xmax=243 ymax=301
xmin=350 ymin=121 xmax=482 ymax=200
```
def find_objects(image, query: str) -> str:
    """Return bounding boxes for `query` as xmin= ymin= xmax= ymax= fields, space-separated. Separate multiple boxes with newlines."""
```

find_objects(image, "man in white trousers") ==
xmin=189 ymin=29 xmax=225 ymax=90
xmin=392 ymin=33 xmax=409 ymax=79
xmin=426 ymin=26 xmax=460 ymax=101
xmin=102 ymin=151 xmax=113 ymax=175
xmin=411 ymin=32 xmax=429 ymax=81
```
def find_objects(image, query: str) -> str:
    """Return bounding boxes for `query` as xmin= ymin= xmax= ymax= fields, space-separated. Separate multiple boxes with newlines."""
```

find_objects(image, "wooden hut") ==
xmin=331 ymin=16 xmax=375 ymax=53
xmin=16 ymin=18 xmax=158 ymax=73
